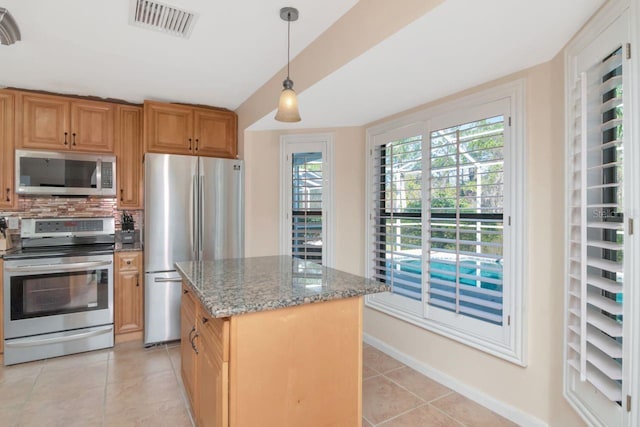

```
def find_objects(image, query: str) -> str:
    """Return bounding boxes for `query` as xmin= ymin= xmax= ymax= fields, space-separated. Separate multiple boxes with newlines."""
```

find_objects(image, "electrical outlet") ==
xmin=7 ymin=217 xmax=19 ymax=229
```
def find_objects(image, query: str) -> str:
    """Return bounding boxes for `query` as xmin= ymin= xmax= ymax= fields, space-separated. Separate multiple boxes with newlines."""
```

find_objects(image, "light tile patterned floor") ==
xmin=0 ymin=341 xmax=517 ymax=426
xmin=361 ymin=343 xmax=517 ymax=426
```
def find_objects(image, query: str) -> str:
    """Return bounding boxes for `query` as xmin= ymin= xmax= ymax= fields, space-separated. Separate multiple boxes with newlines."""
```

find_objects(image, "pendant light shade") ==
xmin=275 ymin=7 xmax=301 ymax=123
xmin=275 ymin=78 xmax=301 ymax=122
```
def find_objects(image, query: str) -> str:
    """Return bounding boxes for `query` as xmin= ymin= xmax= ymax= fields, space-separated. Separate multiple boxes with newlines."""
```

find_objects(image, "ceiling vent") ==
xmin=129 ymin=0 xmax=198 ymax=39
xmin=0 ymin=8 xmax=21 ymax=46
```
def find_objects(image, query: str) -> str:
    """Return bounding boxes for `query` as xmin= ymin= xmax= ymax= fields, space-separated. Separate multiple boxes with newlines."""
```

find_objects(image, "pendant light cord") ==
xmin=287 ymin=12 xmax=291 ymax=80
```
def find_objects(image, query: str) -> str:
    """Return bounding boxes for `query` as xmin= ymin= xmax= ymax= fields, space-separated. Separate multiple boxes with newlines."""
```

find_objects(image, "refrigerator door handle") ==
xmin=153 ymin=277 xmax=183 ymax=283
xmin=199 ymin=175 xmax=204 ymax=258
xmin=192 ymin=175 xmax=198 ymax=259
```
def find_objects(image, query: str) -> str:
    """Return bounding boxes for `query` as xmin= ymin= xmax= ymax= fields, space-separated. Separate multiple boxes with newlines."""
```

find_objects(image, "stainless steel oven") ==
xmin=3 ymin=218 xmax=115 ymax=365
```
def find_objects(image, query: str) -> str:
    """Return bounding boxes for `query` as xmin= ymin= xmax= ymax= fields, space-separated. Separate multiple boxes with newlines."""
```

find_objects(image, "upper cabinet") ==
xmin=193 ymin=108 xmax=237 ymax=158
xmin=0 ymin=90 xmax=15 ymax=209
xmin=144 ymin=101 xmax=237 ymax=159
xmin=18 ymin=93 xmax=115 ymax=153
xmin=116 ymin=105 xmax=143 ymax=209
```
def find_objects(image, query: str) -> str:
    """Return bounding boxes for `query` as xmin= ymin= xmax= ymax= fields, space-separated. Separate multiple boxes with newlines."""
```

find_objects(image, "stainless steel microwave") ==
xmin=15 ymin=149 xmax=116 ymax=196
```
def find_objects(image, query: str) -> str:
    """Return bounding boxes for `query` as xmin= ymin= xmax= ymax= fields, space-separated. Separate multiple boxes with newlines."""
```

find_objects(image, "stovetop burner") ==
xmin=4 ymin=243 xmax=115 ymax=260
xmin=6 ymin=217 xmax=116 ymax=260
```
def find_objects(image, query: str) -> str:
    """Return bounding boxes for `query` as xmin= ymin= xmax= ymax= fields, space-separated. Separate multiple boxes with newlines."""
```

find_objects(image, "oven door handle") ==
xmin=4 ymin=260 xmax=113 ymax=273
xmin=4 ymin=325 xmax=113 ymax=348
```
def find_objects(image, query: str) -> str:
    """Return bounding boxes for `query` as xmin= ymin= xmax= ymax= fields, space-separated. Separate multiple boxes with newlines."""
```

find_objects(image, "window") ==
xmin=366 ymin=82 xmax=525 ymax=363
xmin=280 ymin=134 xmax=334 ymax=266
xmin=564 ymin=2 xmax=636 ymax=425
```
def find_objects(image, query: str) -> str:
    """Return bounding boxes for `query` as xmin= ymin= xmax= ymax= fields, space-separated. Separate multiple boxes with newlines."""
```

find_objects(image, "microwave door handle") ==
xmin=4 ymin=260 xmax=113 ymax=273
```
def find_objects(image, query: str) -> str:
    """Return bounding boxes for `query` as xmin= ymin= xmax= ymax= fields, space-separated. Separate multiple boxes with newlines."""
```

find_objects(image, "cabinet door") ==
xmin=0 ymin=91 xmax=15 ymax=209
xmin=193 ymin=109 xmax=237 ymax=159
xmin=196 ymin=314 xmax=229 ymax=427
xmin=71 ymin=100 xmax=115 ymax=153
xmin=145 ymin=101 xmax=193 ymax=155
xmin=20 ymin=93 xmax=70 ymax=149
xmin=116 ymin=106 xmax=143 ymax=209
xmin=114 ymin=252 xmax=143 ymax=335
xmin=1 ymin=259 xmax=4 ymax=354
xmin=181 ymin=285 xmax=198 ymax=412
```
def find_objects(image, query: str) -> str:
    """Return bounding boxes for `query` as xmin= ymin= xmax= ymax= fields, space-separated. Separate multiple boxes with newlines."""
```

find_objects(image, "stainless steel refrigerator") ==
xmin=144 ymin=153 xmax=244 ymax=345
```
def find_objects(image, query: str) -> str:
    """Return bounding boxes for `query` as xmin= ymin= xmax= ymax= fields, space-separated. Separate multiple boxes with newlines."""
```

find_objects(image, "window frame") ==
xmin=280 ymin=133 xmax=335 ymax=267
xmin=364 ymin=80 xmax=527 ymax=365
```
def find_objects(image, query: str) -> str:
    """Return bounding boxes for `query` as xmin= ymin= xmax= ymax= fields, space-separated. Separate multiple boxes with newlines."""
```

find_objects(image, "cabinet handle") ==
xmin=72 ymin=133 xmax=76 ymax=146
xmin=120 ymin=189 xmax=124 ymax=201
xmin=195 ymin=138 xmax=199 ymax=152
xmin=188 ymin=326 xmax=196 ymax=348
xmin=64 ymin=132 xmax=68 ymax=145
xmin=5 ymin=188 xmax=9 ymax=202
xmin=192 ymin=333 xmax=199 ymax=354
xmin=126 ymin=260 xmax=131 ymax=265
xmin=188 ymin=138 xmax=192 ymax=150
xmin=135 ymin=273 xmax=139 ymax=287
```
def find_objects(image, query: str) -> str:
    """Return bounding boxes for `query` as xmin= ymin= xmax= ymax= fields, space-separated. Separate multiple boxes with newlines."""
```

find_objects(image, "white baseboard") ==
xmin=363 ymin=333 xmax=548 ymax=427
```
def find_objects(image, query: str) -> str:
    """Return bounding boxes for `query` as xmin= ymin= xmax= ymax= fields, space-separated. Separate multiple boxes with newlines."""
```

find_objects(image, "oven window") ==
xmin=10 ymin=269 xmax=108 ymax=320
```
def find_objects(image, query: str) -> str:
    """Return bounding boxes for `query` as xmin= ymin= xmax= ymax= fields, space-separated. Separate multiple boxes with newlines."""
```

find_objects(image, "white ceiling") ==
xmin=250 ymin=0 xmax=605 ymax=130
xmin=0 ymin=0 xmax=358 ymax=109
xmin=1 ymin=0 xmax=604 ymax=130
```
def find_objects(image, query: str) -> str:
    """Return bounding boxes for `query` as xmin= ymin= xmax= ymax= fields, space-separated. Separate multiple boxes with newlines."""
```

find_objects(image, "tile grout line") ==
xmin=373 ymin=402 xmax=430 ymax=426
xmin=428 ymin=400 xmax=467 ymax=426
xmin=102 ymin=349 xmax=112 ymax=427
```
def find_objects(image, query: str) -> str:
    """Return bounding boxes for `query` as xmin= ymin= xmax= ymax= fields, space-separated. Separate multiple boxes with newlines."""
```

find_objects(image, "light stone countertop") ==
xmin=175 ymin=255 xmax=390 ymax=318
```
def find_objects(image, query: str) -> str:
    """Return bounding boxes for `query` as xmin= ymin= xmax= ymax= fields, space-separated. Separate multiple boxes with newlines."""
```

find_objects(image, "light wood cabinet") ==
xmin=0 ymin=259 xmax=4 ymax=355
xmin=181 ymin=285 xmax=198 ymax=410
xmin=181 ymin=285 xmax=362 ymax=427
xmin=193 ymin=109 xmax=237 ymax=158
xmin=196 ymin=312 xmax=229 ymax=427
xmin=0 ymin=90 xmax=15 ymax=209
xmin=19 ymin=93 xmax=115 ymax=153
xmin=114 ymin=252 xmax=143 ymax=339
xmin=145 ymin=101 xmax=237 ymax=159
xmin=116 ymin=106 xmax=143 ymax=209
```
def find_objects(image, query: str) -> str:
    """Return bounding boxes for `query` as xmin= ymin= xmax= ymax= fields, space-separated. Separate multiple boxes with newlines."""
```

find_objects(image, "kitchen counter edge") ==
xmin=175 ymin=256 xmax=389 ymax=319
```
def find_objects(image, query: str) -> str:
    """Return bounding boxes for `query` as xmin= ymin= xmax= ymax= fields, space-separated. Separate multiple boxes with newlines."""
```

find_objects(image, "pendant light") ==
xmin=275 ymin=7 xmax=301 ymax=122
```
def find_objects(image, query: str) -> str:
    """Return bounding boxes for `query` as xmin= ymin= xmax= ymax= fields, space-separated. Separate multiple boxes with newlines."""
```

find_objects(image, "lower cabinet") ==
xmin=182 ymin=284 xmax=229 ymax=427
xmin=0 ymin=259 xmax=3 ymax=355
xmin=181 ymin=285 xmax=198 ymax=410
xmin=114 ymin=251 xmax=144 ymax=341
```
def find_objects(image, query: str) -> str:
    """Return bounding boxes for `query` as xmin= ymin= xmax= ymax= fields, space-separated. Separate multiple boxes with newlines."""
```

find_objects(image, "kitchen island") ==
xmin=175 ymin=256 xmax=389 ymax=427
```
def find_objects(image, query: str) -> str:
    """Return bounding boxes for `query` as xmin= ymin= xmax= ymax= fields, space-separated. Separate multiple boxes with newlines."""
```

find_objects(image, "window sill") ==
xmin=365 ymin=293 xmax=526 ymax=367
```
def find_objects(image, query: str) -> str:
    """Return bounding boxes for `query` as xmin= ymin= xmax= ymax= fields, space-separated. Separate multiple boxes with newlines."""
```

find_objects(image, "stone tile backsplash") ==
xmin=0 ymin=196 xmax=143 ymax=234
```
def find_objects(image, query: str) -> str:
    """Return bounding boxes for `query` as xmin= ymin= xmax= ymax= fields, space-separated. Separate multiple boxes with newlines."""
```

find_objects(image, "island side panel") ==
xmin=229 ymin=296 xmax=363 ymax=427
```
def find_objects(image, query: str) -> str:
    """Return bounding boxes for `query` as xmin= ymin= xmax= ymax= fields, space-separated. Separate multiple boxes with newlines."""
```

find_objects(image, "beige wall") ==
xmin=243 ymin=126 xmax=366 ymax=276
xmin=242 ymin=56 xmax=585 ymax=425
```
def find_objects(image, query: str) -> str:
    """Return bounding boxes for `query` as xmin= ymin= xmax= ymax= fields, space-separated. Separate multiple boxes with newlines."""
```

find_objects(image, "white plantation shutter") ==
xmin=427 ymin=117 xmax=505 ymax=326
xmin=565 ymin=8 xmax=632 ymax=426
xmin=371 ymin=133 xmax=423 ymax=303
xmin=291 ymin=152 xmax=323 ymax=262
xmin=366 ymin=84 xmax=524 ymax=361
